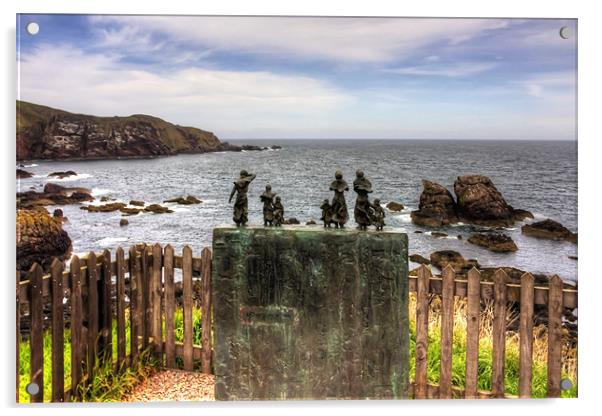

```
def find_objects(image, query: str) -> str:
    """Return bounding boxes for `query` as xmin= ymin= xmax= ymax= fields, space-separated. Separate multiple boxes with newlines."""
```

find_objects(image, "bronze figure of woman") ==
xmin=329 ymin=170 xmax=349 ymax=228
xmin=260 ymin=184 xmax=276 ymax=226
xmin=353 ymin=169 xmax=374 ymax=230
xmin=229 ymin=170 xmax=256 ymax=226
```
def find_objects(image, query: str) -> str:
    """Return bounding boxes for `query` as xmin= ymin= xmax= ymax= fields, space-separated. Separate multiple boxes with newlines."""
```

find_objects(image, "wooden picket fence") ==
xmin=16 ymin=245 xmax=577 ymax=402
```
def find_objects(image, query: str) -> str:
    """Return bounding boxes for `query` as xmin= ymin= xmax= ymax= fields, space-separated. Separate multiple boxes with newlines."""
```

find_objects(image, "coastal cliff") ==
xmin=16 ymin=101 xmax=266 ymax=160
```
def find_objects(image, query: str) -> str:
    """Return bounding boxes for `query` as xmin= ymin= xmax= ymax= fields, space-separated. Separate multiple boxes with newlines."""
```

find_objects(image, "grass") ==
xmin=407 ymin=293 xmax=578 ymax=398
xmin=18 ymin=299 xmax=577 ymax=402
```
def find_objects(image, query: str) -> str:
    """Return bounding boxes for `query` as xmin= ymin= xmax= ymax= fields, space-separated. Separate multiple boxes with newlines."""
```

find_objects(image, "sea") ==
xmin=17 ymin=139 xmax=578 ymax=283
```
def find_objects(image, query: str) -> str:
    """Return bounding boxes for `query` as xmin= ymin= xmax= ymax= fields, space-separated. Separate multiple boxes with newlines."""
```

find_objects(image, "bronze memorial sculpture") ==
xmin=273 ymin=196 xmax=284 ymax=226
xmin=260 ymin=184 xmax=276 ymax=226
xmin=329 ymin=170 xmax=349 ymax=228
xmin=229 ymin=170 xmax=256 ymax=226
xmin=353 ymin=169 xmax=374 ymax=230
xmin=372 ymin=198 xmax=386 ymax=230
xmin=320 ymin=198 xmax=334 ymax=228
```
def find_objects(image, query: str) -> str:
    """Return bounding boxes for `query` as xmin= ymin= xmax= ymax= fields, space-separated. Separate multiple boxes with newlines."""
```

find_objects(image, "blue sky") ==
xmin=17 ymin=15 xmax=577 ymax=140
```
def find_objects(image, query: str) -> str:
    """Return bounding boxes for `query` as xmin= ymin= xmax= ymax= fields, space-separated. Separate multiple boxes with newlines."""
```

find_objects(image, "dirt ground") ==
xmin=124 ymin=369 xmax=215 ymax=402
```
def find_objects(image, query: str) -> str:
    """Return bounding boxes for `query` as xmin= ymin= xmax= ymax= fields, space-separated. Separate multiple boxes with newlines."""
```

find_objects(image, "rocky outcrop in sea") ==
xmin=411 ymin=175 xmax=533 ymax=228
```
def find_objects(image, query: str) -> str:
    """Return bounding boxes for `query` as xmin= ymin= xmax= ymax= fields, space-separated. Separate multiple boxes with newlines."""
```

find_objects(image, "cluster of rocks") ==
xmin=164 ymin=195 xmax=202 ymax=205
xmin=411 ymin=175 xmax=533 ymax=228
xmin=17 ymin=209 xmax=72 ymax=278
xmin=17 ymin=182 xmax=94 ymax=209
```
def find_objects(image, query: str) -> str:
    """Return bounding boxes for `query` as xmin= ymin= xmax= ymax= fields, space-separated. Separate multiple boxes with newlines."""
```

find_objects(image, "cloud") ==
xmin=89 ymin=16 xmax=510 ymax=63
xmin=516 ymin=71 xmax=576 ymax=99
xmin=18 ymin=44 xmax=355 ymax=135
xmin=385 ymin=61 xmax=498 ymax=78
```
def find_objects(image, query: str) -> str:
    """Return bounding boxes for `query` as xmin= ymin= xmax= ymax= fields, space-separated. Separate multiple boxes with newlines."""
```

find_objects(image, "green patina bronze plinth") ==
xmin=212 ymin=226 xmax=409 ymax=400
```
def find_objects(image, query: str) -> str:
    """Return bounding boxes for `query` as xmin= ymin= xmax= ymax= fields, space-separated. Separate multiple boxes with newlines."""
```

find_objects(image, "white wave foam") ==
xmin=97 ymin=237 xmax=128 ymax=247
xmin=91 ymin=188 xmax=113 ymax=197
xmin=20 ymin=163 xmax=38 ymax=168
xmin=171 ymin=206 xmax=191 ymax=213
xmin=46 ymin=173 xmax=93 ymax=182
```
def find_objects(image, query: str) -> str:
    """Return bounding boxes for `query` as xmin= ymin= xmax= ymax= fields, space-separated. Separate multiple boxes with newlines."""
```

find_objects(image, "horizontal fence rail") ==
xmin=16 ymin=245 xmax=577 ymax=402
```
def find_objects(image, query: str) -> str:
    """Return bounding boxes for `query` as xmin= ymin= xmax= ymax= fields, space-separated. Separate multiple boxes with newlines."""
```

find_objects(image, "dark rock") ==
xmin=457 ymin=235 xmax=463 ymax=240
xmin=48 ymin=170 xmax=77 ymax=179
xmin=414 ymin=230 xmax=423 ymax=234
xmin=568 ymin=255 xmax=578 ymax=260
xmin=411 ymin=180 xmax=458 ymax=227
xmin=283 ymin=217 xmax=300 ymax=225
xmin=17 ymin=169 xmax=33 ymax=178
xmin=52 ymin=209 xmax=63 ymax=218
xmin=454 ymin=175 xmax=533 ymax=226
xmin=81 ymin=202 xmax=126 ymax=213
xmin=164 ymin=195 xmax=202 ymax=205
xmin=386 ymin=201 xmax=404 ymax=212
xmin=467 ymin=233 xmax=518 ymax=252
xmin=306 ymin=220 xmax=317 ymax=225
xmin=144 ymin=204 xmax=173 ymax=214
xmin=521 ymin=219 xmax=577 ymax=243
xmin=410 ymin=254 xmax=430 ymax=265
xmin=129 ymin=200 xmax=145 ymax=206
xmin=100 ymin=196 xmax=110 ymax=202
xmin=120 ymin=207 xmax=144 ymax=215
xmin=119 ymin=219 xmax=129 ymax=226
xmin=17 ymin=209 xmax=72 ymax=278
xmin=431 ymin=231 xmax=448 ymax=238
xmin=430 ymin=250 xmax=480 ymax=273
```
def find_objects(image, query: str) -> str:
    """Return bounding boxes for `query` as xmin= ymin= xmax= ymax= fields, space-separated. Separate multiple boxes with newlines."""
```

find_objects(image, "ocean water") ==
xmin=17 ymin=139 xmax=578 ymax=282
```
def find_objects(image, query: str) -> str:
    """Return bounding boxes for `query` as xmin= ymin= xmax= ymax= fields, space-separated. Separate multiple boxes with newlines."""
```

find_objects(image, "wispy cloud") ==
xmin=89 ymin=16 xmax=510 ymax=64
xmin=19 ymin=44 xmax=355 ymax=135
xmin=384 ymin=62 xmax=498 ymax=78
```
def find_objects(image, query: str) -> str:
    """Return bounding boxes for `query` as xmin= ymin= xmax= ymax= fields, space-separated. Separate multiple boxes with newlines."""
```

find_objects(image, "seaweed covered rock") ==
xmin=17 ymin=183 xmax=94 ymax=208
xmin=17 ymin=209 xmax=72 ymax=277
xmin=429 ymin=250 xmax=480 ymax=273
xmin=164 ymin=195 xmax=202 ymax=205
xmin=386 ymin=201 xmax=404 ymax=212
xmin=48 ymin=170 xmax=77 ymax=179
xmin=454 ymin=175 xmax=532 ymax=226
xmin=467 ymin=233 xmax=518 ymax=252
xmin=521 ymin=219 xmax=577 ymax=243
xmin=411 ymin=180 xmax=458 ymax=227
xmin=409 ymin=254 xmax=430 ymax=265
xmin=144 ymin=204 xmax=173 ymax=214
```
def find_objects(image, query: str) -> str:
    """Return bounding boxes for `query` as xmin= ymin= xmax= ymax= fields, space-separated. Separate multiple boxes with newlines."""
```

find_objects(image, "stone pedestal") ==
xmin=212 ymin=226 xmax=409 ymax=400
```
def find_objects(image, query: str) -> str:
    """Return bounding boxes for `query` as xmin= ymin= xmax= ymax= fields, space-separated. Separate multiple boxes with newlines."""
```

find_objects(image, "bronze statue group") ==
xmin=228 ymin=169 xmax=386 ymax=230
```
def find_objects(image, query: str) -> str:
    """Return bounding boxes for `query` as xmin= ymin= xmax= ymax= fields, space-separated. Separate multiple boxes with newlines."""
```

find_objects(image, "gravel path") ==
xmin=124 ymin=369 xmax=215 ymax=402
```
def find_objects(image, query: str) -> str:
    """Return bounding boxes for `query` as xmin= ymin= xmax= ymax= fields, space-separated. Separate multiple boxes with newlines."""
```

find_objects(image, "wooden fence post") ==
xmin=201 ymin=247 xmax=213 ymax=374
xmin=51 ymin=259 xmax=65 ymax=402
xmin=519 ymin=272 xmax=534 ymax=398
xmin=439 ymin=265 xmax=455 ymax=399
xmin=116 ymin=248 xmax=126 ymax=368
xmin=183 ymin=246 xmax=194 ymax=371
xmin=547 ymin=275 xmax=563 ymax=398
xmin=86 ymin=253 xmax=99 ymax=382
xmin=492 ymin=269 xmax=508 ymax=398
xmin=98 ymin=249 xmax=113 ymax=362
xmin=164 ymin=245 xmax=176 ymax=368
xmin=16 ymin=272 xmax=20 ymax=403
xmin=70 ymin=256 xmax=83 ymax=398
xmin=465 ymin=267 xmax=481 ymax=399
xmin=129 ymin=247 xmax=140 ymax=366
xmin=414 ymin=265 xmax=430 ymax=399
xmin=29 ymin=263 xmax=44 ymax=403
xmin=151 ymin=244 xmax=163 ymax=359
xmin=142 ymin=246 xmax=150 ymax=349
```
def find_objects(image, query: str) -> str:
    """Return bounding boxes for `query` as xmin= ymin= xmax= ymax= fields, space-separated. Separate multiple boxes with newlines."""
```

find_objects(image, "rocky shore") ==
xmin=16 ymin=101 xmax=279 ymax=161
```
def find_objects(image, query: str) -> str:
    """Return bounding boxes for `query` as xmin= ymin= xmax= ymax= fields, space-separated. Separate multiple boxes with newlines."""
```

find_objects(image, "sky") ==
xmin=16 ymin=15 xmax=577 ymax=140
